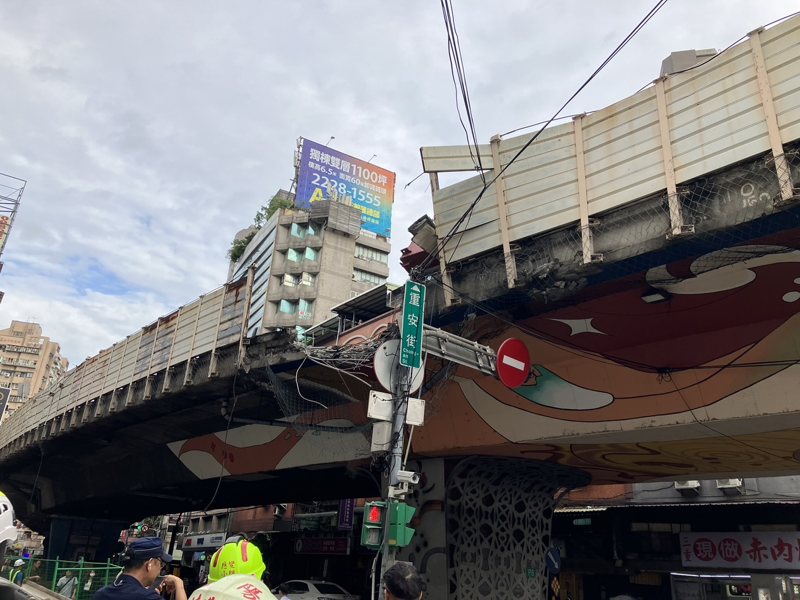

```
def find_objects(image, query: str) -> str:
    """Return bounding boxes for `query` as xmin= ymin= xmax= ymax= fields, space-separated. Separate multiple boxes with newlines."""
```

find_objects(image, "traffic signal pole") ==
xmin=382 ymin=363 xmax=411 ymax=574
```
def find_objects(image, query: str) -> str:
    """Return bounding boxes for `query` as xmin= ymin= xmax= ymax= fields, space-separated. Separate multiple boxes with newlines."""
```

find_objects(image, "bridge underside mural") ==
xmin=169 ymin=238 xmax=800 ymax=483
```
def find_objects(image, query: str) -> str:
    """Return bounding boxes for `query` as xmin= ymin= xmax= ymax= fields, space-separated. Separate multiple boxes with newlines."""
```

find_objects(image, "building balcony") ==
xmin=268 ymin=287 xmax=300 ymax=302
xmin=278 ymin=211 xmax=309 ymax=226
xmin=266 ymin=285 xmax=317 ymax=302
xmin=275 ymin=237 xmax=310 ymax=252
xmin=268 ymin=312 xmax=315 ymax=329
xmin=353 ymin=257 xmax=390 ymax=278
xmin=302 ymin=260 xmax=320 ymax=274
xmin=283 ymin=261 xmax=320 ymax=275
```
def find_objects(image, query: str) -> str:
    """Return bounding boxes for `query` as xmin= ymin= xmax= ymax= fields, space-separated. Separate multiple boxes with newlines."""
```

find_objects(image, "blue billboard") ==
xmin=295 ymin=138 xmax=395 ymax=238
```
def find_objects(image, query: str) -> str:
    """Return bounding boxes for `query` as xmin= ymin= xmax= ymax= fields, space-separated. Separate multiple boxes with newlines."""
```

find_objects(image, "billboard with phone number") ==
xmin=295 ymin=138 xmax=395 ymax=238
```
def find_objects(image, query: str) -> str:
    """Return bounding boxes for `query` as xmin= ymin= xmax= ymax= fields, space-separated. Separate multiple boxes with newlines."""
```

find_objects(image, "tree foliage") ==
xmin=228 ymin=194 xmax=294 ymax=262
xmin=228 ymin=230 xmax=257 ymax=262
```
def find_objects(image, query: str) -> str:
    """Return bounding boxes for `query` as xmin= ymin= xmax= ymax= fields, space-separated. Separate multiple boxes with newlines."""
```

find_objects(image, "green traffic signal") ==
xmin=388 ymin=501 xmax=416 ymax=548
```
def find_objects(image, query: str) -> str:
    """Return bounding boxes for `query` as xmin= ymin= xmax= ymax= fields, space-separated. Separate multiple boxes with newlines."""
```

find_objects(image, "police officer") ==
xmin=94 ymin=538 xmax=186 ymax=600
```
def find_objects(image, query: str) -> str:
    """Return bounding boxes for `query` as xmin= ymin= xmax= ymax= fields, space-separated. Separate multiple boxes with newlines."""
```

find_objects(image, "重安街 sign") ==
xmin=400 ymin=282 xmax=426 ymax=369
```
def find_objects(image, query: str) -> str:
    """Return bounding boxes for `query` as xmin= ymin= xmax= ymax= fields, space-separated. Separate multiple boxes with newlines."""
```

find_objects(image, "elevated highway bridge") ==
xmin=2 ymin=15 xmax=800 ymax=599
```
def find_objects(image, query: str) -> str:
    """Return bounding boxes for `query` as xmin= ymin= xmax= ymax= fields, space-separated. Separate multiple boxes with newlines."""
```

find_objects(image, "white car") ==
xmin=273 ymin=579 xmax=356 ymax=600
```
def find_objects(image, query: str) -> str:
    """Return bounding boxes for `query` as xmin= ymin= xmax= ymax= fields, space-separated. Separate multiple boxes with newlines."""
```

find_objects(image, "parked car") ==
xmin=272 ymin=580 xmax=356 ymax=600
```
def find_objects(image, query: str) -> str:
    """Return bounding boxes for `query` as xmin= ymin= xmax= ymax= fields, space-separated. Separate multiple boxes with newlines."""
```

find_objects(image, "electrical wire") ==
xmin=499 ymin=113 xmax=596 ymax=137
xmin=292 ymin=355 xmax=329 ymax=410
xmin=428 ymin=273 xmax=800 ymax=378
xmin=439 ymin=0 xmax=487 ymax=263
xmin=203 ymin=371 xmax=240 ymax=512
xmin=667 ymin=375 xmax=800 ymax=468
xmin=404 ymin=171 xmax=426 ymax=190
xmin=440 ymin=0 xmax=487 ymax=184
xmin=415 ymin=0 xmax=670 ymax=276
xmin=634 ymin=9 xmax=800 ymax=95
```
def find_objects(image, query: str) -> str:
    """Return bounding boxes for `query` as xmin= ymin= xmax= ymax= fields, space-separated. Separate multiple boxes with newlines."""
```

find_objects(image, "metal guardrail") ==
xmin=4 ymin=557 xmax=121 ymax=600
xmin=0 ymin=274 xmax=254 ymax=457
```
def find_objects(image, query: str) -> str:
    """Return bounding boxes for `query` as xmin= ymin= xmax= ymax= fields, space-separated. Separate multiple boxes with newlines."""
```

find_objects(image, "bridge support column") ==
xmin=47 ymin=516 xmax=130 ymax=563
xmin=398 ymin=457 xmax=589 ymax=600
xmin=447 ymin=457 xmax=588 ymax=600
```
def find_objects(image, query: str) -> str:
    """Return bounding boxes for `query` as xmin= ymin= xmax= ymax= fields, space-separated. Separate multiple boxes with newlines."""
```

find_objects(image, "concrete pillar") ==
xmin=445 ymin=457 xmax=589 ymax=600
xmin=47 ymin=516 xmax=129 ymax=562
xmin=398 ymin=457 xmax=588 ymax=600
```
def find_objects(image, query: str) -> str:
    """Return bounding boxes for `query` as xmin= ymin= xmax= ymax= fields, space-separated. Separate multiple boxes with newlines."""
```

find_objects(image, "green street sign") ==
xmin=400 ymin=282 xmax=426 ymax=368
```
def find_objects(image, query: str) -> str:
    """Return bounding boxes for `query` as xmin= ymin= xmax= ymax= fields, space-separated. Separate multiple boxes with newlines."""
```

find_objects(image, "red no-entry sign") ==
xmin=496 ymin=338 xmax=531 ymax=388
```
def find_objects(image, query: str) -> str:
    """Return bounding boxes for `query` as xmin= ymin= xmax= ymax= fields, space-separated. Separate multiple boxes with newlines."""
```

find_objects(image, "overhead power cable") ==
xmin=440 ymin=0 xmax=486 ymax=262
xmin=415 ymin=0 xmax=670 ymax=276
xmin=441 ymin=0 xmax=486 ymax=184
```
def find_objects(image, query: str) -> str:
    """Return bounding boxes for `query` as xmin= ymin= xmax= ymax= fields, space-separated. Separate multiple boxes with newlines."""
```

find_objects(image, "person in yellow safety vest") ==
xmin=188 ymin=539 xmax=276 ymax=600
xmin=8 ymin=560 xmax=25 ymax=586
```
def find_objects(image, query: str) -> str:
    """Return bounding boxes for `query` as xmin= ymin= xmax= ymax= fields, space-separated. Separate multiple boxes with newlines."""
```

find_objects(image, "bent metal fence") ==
xmin=0 ymin=273 xmax=254 ymax=460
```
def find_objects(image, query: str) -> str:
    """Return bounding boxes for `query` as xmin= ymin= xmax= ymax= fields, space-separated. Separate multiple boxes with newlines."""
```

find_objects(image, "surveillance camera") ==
xmin=397 ymin=470 xmax=420 ymax=485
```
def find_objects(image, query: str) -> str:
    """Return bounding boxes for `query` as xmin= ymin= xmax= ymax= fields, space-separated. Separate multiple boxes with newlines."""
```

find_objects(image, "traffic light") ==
xmin=360 ymin=501 xmax=386 ymax=549
xmin=388 ymin=501 xmax=416 ymax=548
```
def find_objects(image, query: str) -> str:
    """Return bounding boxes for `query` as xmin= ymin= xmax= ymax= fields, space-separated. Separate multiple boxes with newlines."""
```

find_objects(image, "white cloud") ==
xmin=0 ymin=0 xmax=796 ymax=363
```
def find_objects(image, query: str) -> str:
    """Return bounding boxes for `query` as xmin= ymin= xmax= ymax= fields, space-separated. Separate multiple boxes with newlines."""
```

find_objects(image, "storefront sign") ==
xmin=182 ymin=533 xmax=226 ymax=550
xmin=338 ymin=498 xmax=355 ymax=530
xmin=680 ymin=532 xmax=800 ymax=570
xmin=294 ymin=537 xmax=350 ymax=555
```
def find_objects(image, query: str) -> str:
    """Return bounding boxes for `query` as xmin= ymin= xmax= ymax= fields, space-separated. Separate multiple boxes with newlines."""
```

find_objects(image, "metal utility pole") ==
xmin=370 ymin=280 xmax=531 ymax=581
xmin=381 ymin=282 xmax=426 ymax=572
xmin=383 ymin=364 xmax=410 ymax=571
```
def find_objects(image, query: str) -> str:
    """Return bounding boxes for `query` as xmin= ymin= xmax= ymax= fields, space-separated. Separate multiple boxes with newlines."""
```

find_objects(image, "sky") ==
xmin=0 ymin=0 xmax=797 ymax=365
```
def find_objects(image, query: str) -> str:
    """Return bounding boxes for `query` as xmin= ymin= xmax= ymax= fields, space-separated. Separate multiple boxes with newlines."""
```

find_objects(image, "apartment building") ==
xmin=0 ymin=320 xmax=68 ymax=420
xmin=229 ymin=199 xmax=390 ymax=337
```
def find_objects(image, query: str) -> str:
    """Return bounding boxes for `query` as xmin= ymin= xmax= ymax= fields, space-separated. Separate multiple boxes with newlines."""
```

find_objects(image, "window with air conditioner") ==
xmin=298 ymin=299 xmax=314 ymax=319
xmin=282 ymin=273 xmax=299 ymax=287
xmin=301 ymin=273 xmax=316 ymax=286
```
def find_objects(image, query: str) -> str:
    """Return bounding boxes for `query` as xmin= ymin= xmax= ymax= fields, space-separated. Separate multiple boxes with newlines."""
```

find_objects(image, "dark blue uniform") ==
xmin=94 ymin=574 xmax=161 ymax=600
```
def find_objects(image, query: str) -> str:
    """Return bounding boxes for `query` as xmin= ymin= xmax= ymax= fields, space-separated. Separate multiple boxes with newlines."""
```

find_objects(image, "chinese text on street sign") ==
xmin=400 ymin=282 xmax=426 ymax=369
xmin=295 ymin=138 xmax=396 ymax=238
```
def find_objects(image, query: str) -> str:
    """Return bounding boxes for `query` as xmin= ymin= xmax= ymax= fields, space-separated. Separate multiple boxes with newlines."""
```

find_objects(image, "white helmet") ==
xmin=0 ymin=492 xmax=16 ymax=546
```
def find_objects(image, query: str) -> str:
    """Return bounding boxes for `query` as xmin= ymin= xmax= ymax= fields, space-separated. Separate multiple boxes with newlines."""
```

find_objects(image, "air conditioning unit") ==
xmin=674 ymin=480 xmax=701 ymax=496
xmin=715 ymin=478 xmax=744 ymax=495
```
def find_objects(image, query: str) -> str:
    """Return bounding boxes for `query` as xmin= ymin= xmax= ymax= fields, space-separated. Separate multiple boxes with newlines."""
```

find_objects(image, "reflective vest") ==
xmin=9 ymin=568 xmax=23 ymax=585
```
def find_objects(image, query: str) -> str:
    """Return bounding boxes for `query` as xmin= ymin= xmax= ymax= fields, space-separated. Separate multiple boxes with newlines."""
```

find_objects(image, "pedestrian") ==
xmin=8 ymin=559 xmax=26 ymax=586
xmin=93 ymin=538 xmax=186 ymax=600
xmin=1 ymin=559 xmax=11 ymax=580
xmin=29 ymin=560 xmax=43 ymax=582
xmin=57 ymin=569 xmax=78 ymax=598
xmin=277 ymin=583 xmax=291 ymax=600
xmin=382 ymin=562 xmax=424 ymax=600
